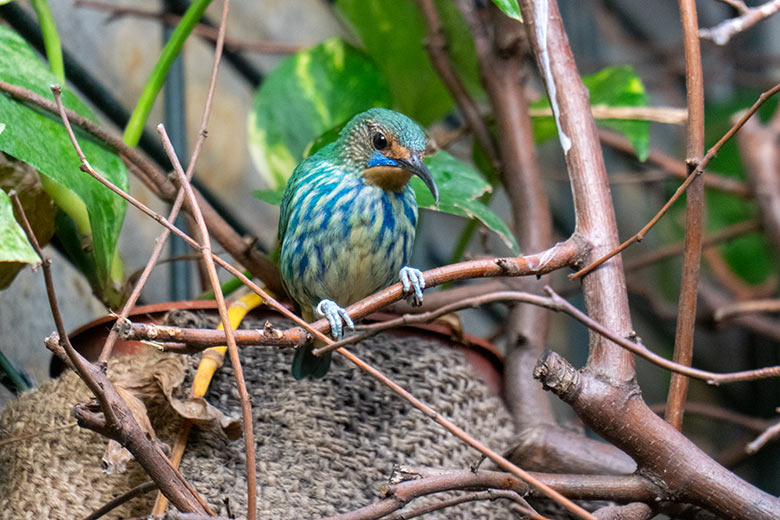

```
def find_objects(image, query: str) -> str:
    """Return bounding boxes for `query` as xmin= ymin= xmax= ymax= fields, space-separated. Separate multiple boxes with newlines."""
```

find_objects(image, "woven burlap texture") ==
xmin=0 ymin=330 xmax=515 ymax=519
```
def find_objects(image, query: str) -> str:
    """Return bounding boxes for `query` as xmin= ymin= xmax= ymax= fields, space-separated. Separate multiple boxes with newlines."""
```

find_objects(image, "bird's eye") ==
xmin=372 ymin=132 xmax=388 ymax=151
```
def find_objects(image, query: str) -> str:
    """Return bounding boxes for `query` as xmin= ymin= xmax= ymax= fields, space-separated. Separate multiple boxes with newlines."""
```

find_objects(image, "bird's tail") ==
xmin=291 ymin=341 xmax=332 ymax=379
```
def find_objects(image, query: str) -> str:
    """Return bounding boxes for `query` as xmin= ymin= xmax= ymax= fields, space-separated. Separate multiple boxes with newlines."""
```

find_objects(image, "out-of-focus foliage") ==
xmin=532 ymin=66 xmax=651 ymax=160
xmin=0 ymin=26 xmax=127 ymax=292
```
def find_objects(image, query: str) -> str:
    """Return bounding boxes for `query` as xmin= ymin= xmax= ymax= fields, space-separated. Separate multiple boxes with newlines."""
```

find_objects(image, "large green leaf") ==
xmin=415 ymin=151 xmax=519 ymax=254
xmin=0 ymin=26 xmax=127 ymax=288
xmin=248 ymin=38 xmax=391 ymax=190
xmin=532 ymin=66 xmax=650 ymax=161
xmin=0 ymin=189 xmax=39 ymax=265
xmin=336 ymin=0 xmax=481 ymax=126
xmin=491 ymin=0 xmax=523 ymax=21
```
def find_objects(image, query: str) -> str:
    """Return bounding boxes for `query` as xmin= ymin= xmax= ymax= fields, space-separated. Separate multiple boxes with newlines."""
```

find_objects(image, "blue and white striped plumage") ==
xmin=279 ymin=149 xmax=418 ymax=317
xmin=278 ymin=108 xmax=435 ymax=379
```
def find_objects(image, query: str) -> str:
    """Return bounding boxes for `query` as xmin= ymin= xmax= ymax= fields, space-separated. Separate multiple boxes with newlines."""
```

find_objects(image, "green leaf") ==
xmin=491 ymin=0 xmax=523 ymax=21
xmin=253 ymin=188 xmax=285 ymax=206
xmin=415 ymin=151 xmax=519 ymax=254
xmin=0 ymin=189 xmax=39 ymax=265
xmin=532 ymin=66 xmax=650 ymax=161
xmin=336 ymin=0 xmax=481 ymax=125
xmin=0 ymin=26 xmax=128 ymax=288
xmin=248 ymin=38 xmax=391 ymax=190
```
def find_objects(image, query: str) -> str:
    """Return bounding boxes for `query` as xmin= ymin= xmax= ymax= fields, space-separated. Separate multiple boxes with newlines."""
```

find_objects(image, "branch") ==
xmin=158 ymin=119 xmax=257 ymax=519
xmin=665 ymin=0 xmax=707 ymax=432
xmin=534 ymin=351 xmax=780 ymax=519
xmin=599 ymin=128 xmax=752 ymax=198
xmin=572 ymin=82 xmax=780 ymax=279
xmin=322 ymin=469 xmax=659 ymax=520
xmin=746 ymin=414 xmax=780 ymax=454
xmin=124 ymin=321 xmax=308 ymax=351
xmin=714 ymin=299 xmax=780 ymax=321
xmin=9 ymin=192 xmax=210 ymax=515
xmin=84 ymin=481 xmax=157 ymax=520
xmin=700 ymin=0 xmax=780 ymax=45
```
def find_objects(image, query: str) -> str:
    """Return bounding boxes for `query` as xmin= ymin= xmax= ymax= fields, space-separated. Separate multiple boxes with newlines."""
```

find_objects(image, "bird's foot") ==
xmin=315 ymin=299 xmax=354 ymax=340
xmin=399 ymin=266 xmax=426 ymax=307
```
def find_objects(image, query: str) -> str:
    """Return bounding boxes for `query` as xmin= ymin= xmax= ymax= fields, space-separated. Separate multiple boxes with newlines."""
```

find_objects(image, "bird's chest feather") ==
xmin=280 ymin=174 xmax=418 ymax=310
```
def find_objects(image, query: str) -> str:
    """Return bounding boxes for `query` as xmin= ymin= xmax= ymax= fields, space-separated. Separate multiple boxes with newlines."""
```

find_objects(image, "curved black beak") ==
xmin=399 ymin=153 xmax=438 ymax=204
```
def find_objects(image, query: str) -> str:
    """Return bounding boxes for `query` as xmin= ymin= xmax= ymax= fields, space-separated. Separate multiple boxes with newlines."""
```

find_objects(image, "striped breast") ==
xmin=280 ymin=166 xmax=417 ymax=314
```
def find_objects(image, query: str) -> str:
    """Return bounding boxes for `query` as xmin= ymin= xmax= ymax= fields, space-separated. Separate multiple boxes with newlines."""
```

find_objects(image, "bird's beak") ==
xmin=399 ymin=153 xmax=438 ymax=204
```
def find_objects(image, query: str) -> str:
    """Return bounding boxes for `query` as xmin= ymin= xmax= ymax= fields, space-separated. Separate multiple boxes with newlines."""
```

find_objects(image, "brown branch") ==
xmin=9 ymin=192 xmax=210 ymax=515
xmin=530 ymin=105 xmax=688 ymax=124
xmin=124 ymin=321 xmax=309 ymax=351
xmin=519 ymin=0 xmax=634 ymax=379
xmin=385 ymin=490 xmax=543 ymax=520
xmin=74 ymin=0 xmax=301 ymax=54
xmin=625 ymin=219 xmax=760 ymax=271
xmin=649 ymin=402 xmax=772 ymax=434
xmin=700 ymin=0 xmax=780 ymax=45
xmin=714 ymin=299 xmax=780 ymax=321
xmin=534 ymin=351 xmax=780 ymax=520
xmin=665 ymin=0 xmax=707 ymax=432
xmin=158 ymin=120 xmax=257 ymax=520
xmin=598 ymin=128 xmax=752 ymax=197
xmin=572 ymin=82 xmax=780 ymax=280
xmin=323 ymin=469 xmax=659 ymax=520
xmin=737 ymin=111 xmax=780 ymax=255
xmin=0 ymin=80 xmax=284 ymax=295
xmin=84 ymin=481 xmax=158 ymax=520
xmin=746 ymin=414 xmax=780 ymax=454
xmin=417 ymin=0 xmax=500 ymax=168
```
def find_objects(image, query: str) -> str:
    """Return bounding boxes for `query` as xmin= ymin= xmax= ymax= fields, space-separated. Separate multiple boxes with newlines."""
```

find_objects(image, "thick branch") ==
xmin=534 ymin=351 xmax=780 ymax=519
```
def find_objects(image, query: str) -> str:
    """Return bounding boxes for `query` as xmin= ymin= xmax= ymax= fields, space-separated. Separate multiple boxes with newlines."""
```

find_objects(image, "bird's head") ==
xmin=338 ymin=108 xmax=438 ymax=203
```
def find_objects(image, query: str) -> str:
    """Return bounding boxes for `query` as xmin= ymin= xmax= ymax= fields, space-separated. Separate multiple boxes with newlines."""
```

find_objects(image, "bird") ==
xmin=278 ymin=108 xmax=438 ymax=379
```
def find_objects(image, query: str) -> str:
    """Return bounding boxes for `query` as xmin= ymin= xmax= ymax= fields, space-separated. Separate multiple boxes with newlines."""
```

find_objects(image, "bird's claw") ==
xmin=315 ymin=299 xmax=354 ymax=340
xmin=399 ymin=266 xmax=426 ymax=307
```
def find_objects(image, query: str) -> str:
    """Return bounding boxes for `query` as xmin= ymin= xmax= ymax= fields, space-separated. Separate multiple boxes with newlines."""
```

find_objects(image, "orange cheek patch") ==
xmin=363 ymin=166 xmax=412 ymax=192
xmin=386 ymin=140 xmax=411 ymax=160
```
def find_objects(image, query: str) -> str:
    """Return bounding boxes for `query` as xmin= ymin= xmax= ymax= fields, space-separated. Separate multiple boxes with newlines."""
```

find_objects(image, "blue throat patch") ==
xmin=367 ymin=151 xmax=398 ymax=168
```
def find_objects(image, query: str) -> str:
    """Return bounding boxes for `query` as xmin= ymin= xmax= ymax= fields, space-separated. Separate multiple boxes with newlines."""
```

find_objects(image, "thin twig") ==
xmin=571 ymin=82 xmax=780 ymax=279
xmin=625 ymin=219 xmax=760 ymax=271
xmin=542 ymin=286 xmax=780 ymax=385
xmin=599 ymin=128 xmax=752 ymax=198
xmin=0 ymin=421 xmax=78 ymax=447
xmin=158 ymin=119 xmax=257 ymax=519
xmin=700 ymin=0 xmax=780 ymax=45
xmin=715 ymin=299 xmax=780 ymax=321
xmin=665 ymin=0 xmax=707 ymax=432
xmin=84 ymin=481 xmax=158 ymax=520
xmin=386 ymin=490 xmax=546 ymax=520
xmin=746 ymin=415 xmax=780 ymax=454
xmin=529 ymin=105 xmax=688 ymax=124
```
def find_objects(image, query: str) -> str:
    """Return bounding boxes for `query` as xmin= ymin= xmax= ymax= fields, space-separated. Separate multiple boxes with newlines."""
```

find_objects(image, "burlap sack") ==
xmin=0 ymin=317 xmax=515 ymax=519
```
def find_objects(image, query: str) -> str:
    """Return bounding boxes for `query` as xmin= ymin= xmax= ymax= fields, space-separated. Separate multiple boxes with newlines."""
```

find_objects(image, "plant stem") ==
xmin=122 ymin=0 xmax=213 ymax=147
xmin=30 ymin=0 xmax=64 ymax=83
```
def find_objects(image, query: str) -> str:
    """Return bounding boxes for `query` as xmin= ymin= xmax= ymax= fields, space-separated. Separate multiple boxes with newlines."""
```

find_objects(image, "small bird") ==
xmin=278 ymin=108 xmax=438 ymax=379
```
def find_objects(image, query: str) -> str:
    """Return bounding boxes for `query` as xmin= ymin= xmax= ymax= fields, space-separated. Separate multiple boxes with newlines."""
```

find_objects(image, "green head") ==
xmin=336 ymin=108 xmax=438 ymax=202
